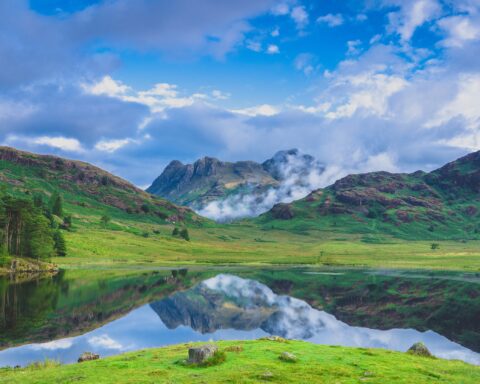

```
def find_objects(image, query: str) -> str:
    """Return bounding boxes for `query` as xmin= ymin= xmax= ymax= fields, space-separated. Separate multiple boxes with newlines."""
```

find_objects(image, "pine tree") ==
xmin=50 ymin=192 xmax=63 ymax=217
xmin=53 ymin=230 xmax=67 ymax=257
xmin=179 ymin=228 xmax=190 ymax=241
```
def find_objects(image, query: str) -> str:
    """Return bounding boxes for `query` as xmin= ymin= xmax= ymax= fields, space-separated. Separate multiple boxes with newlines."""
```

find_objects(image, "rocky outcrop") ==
xmin=270 ymin=203 xmax=294 ymax=220
xmin=188 ymin=344 xmax=218 ymax=364
xmin=407 ymin=342 xmax=433 ymax=357
xmin=147 ymin=149 xmax=325 ymax=209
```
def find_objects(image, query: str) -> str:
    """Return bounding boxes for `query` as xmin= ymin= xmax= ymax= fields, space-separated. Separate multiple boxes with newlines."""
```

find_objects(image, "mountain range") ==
xmin=147 ymin=149 xmax=325 ymax=220
xmin=0 ymin=145 xmax=478 ymax=240
xmin=258 ymin=150 xmax=480 ymax=240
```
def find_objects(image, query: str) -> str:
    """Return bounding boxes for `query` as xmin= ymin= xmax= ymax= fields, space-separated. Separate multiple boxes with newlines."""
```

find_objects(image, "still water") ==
xmin=0 ymin=268 xmax=479 ymax=366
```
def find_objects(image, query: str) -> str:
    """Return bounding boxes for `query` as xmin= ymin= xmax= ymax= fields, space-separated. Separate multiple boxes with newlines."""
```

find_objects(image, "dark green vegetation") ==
xmin=147 ymin=149 xmax=322 ymax=208
xmin=258 ymin=150 xmax=480 ymax=240
xmin=0 ymin=191 xmax=66 ymax=269
xmin=1 ymin=339 xmax=479 ymax=383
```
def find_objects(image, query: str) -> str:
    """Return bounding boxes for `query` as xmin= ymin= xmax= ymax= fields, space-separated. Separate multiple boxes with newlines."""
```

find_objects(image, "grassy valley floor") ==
xmin=58 ymin=218 xmax=480 ymax=271
xmin=1 ymin=340 xmax=479 ymax=384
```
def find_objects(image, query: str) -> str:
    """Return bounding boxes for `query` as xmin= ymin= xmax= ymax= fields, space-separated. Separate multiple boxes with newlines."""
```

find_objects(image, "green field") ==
xmin=57 ymin=216 xmax=480 ymax=271
xmin=1 ymin=339 xmax=478 ymax=384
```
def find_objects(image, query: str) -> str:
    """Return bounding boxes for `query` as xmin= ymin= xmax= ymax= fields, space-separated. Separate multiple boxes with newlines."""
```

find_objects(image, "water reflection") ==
xmin=0 ymin=274 xmax=478 ymax=367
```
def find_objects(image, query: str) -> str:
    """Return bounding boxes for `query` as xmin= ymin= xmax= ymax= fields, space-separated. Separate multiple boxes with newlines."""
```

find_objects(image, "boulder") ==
xmin=188 ymin=344 xmax=218 ymax=364
xmin=279 ymin=352 xmax=297 ymax=362
xmin=78 ymin=352 xmax=100 ymax=363
xmin=407 ymin=342 xmax=433 ymax=357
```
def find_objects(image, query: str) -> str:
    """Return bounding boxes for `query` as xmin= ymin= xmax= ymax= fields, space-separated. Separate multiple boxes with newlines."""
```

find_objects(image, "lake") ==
xmin=0 ymin=267 xmax=479 ymax=366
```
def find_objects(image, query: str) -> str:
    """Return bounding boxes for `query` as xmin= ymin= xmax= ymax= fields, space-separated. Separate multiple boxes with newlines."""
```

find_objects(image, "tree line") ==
xmin=0 ymin=190 xmax=68 ymax=261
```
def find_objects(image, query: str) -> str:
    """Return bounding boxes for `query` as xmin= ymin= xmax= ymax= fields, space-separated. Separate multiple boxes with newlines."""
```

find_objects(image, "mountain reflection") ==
xmin=151 ymin=274 xmax=480 ymax=364
xmin=0 ymin=274 xmax=479 ymax=367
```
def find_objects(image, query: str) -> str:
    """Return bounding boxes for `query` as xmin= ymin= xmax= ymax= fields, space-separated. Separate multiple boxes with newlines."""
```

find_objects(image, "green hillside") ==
xmin=0 ymin=146 xmax=200 ymax=225
xmin=257 ymin=151 xmax=480 ymax=240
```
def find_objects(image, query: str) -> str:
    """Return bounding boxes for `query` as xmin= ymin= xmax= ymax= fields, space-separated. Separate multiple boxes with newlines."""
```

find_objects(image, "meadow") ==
xmin=1 ymin=340 xmax=479 ymax=383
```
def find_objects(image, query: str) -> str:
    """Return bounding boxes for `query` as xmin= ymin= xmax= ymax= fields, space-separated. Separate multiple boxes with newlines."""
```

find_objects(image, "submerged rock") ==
xmin=78 ymin=352 xmax=100 ymax=363
xmin=407 ymin=342 xmax=433 ymax=357
xmin=188 ymin=344 xmax=218 ymax=364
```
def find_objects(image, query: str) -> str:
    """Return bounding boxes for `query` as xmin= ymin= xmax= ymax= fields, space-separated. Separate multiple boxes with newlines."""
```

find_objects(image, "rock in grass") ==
xmin=224 ymin=345 xmax=243 ymax=352
xmin=260 ymin=336 xmax=287 ymax=343
xmin=188 ymin=344 xmax=218 ymax=364
xmin=407 ymin=342 xmax=433 ymax=357
xmin=259 ymin=370 xmax=274 ymax=380
xmin=279 ymin=352 xmax=297 ymax=362
xmin=78 ymin=352 xmax=100 ymax=363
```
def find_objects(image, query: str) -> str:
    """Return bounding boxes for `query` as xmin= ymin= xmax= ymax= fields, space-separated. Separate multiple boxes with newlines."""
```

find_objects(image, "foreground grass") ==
xmin=1 ymin=340 xmax=478 ymax=383
xmin=57 ymin=216 xmax=480 ymax=271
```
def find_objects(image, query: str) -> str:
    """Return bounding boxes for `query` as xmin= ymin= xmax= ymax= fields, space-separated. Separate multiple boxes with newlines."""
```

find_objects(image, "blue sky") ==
xmin=1 ymin=0 xmax=479 ymax=186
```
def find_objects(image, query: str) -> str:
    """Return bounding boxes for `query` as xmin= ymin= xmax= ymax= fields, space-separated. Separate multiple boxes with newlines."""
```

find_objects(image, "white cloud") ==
xmin=88 ymin=334 xmax=123 ymax=350
xmin=31 ymin=339 xmax=74 ymax=351
xmin=387 ymin=0 xmax=441 ymax=41
xmin=271 ymin=27 xmax=280 ymax=37
xmin=436 ymin=15 xmax=480 ymax=47
xmin=347 ymin=40 xmax=362 ymax=55
xmin=317 ymin=13 xmax=344 ymax=27
xmin=16 ymin=136 xmax=85 ymax=153
xmin=230 ymin=104 xmax=279 ymax=116
xmin=324 ymin=72 xmax=408 ymax=119
xmin=95 ymin=138 xmax=136 ymax=153
xmin=294 ymin=53 xmax=316 ymax=75
xmin=83 ymin=77 xmax=210 ymax=114
xmin=291 ymin=6 xmax=309 ymax=29
xmin=84 ymin=76 xmax=130 ymax=97
xmin=426 ymin=73 xmax=480 ymax=129
xmin=212 ymin=90 xmax=230 ymax=100
xmin=246 ymin=40 xmax=262 ymax=52
xmin=266 ymin=44 xmax=280 ymax=54
xmin=271 ymin=3 xmax=290 ymax=16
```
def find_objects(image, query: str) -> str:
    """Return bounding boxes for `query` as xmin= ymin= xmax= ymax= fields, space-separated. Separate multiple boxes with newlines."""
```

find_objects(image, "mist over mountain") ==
xmin=147 ymin=149 xmax=331 ymax=221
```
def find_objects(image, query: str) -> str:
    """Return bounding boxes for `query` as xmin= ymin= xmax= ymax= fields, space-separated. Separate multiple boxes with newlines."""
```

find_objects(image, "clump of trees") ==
xmin=172 ymin=227 xmax=190 ymax=241
xmin=0 ymin=191 xmax=69 ymax=260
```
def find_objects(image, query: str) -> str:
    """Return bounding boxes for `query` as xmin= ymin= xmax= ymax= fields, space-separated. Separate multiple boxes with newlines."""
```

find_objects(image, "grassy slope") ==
xmin=0 ymin=146 xmax=478 ymax=271
xmin=1 ymin=340 xmax=478 ymax=383
xmin=256 ymin=151 xmax=480 ymax=241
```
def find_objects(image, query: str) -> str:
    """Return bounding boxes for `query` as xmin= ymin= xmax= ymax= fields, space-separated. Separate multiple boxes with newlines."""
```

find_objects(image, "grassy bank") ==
xmin=1 ymin=340 xmax=478 ymax=383
xmin=56 ymin=217 xmax=480 ymax=271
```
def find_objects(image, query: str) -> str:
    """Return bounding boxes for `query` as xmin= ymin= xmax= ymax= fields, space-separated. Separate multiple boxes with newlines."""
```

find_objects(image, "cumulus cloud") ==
xmin=30 ymin=339 xmax=74 ymax=351
xmin=317 ymin=13 xmax=344 ymax=27
xmin=88 ymin=334 xmax=123 ymax=350
xmin=0 ymin=0 xmax=478 ymax=193
xmin=290 ymin=6 xmax=309 ymax=29
xmin=198 ymin=150 xmax=332 ymax=221
xmin=266 ymin=44 xmax=280 ymax=54
xmin=385 ymin=0 xmax=442 ymax=41
xmin=436 ymin=15 xmax=480 ymax=47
